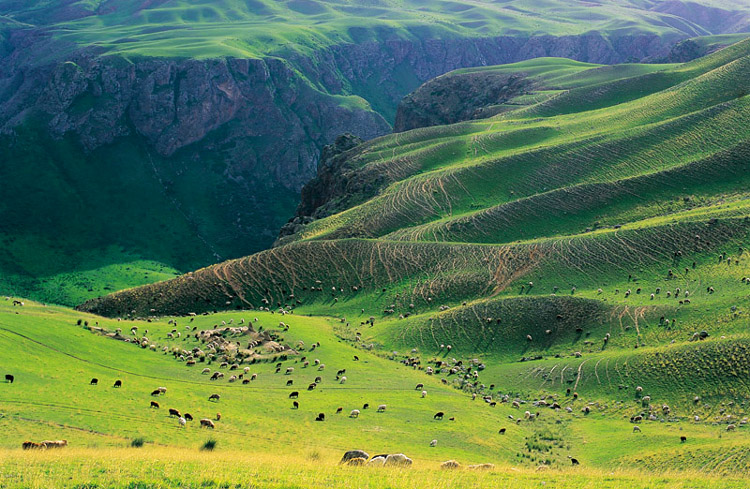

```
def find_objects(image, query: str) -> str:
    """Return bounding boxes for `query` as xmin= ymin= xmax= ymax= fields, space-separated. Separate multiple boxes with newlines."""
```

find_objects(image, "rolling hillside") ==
xmin=80 ymin=40 xmax=750 ymax=419
xmin=3 ymin=39 xmax=750 ymax=488
xmin=2 ymin=1 xmax=750 ymax=306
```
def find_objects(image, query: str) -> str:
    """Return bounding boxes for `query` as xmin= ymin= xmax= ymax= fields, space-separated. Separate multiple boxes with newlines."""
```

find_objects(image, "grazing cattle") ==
xmin=169 ymin=408 xmax=181 ymax=417
xmin=340 ymin=450 xmax=369 ymax=464
xmin=178 ymin=417 xmax=186 ymax=427
xmin=377 ymin=404 xmax=386 ymax=412
xmin=200 ymin=419 xmax=215 ymax=429
xmin=346 ymin=457 xmax=366 ymax=466
xmin=41 ymin=440 xmax=68 ymax=449
xmin=350 ymin=409 xmax=360 ymax=418
xmin=184 ymin=413 xmax=193 ymax=421
xmin=89 ymin=378 xmax=98 ymax=385
xmin=22 ymin=441 xmax=45 ymax=450
xmin=287 ymin=380 xmax=294 ymax=386
xmin=315 ymin=413 xmax=325 ymax=422
xmin=113 ymin=380 xmax=122 ymax=388
xmin=441 ymin=460 xmax=461 ymax=470
xmin=150 ymin=401 xmax=160 ymax=409
xmin=384 ymin=454 xmax=413 ymax=467
xmin=208 ymin=393 xmax=220 ymax=402
xmin=434 ymin=411 xmax=444 ymax=420
xmin=289 ymin=391 xmax=299 ymax=399
xmin=430 ymin=439 xmax=437 ymax=447
xmin=293 ymin=401 xmax=299 ymax=409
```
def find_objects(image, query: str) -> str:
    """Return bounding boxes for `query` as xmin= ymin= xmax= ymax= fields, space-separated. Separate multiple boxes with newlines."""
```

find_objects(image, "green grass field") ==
xmin=2 ymin=298 xmax=749 ymax=487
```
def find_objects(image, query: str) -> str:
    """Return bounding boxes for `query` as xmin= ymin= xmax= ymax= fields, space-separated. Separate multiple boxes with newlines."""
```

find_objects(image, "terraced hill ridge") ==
xmin=81 ymin=40 xmax=750 ymax=384
xmin=2 ymin=0 xmax=750 ymax=305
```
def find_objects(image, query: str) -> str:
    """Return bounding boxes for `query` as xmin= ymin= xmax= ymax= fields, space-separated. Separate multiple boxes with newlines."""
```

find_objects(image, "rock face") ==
xmin=394 ymin=71 xmax=534 ymax=132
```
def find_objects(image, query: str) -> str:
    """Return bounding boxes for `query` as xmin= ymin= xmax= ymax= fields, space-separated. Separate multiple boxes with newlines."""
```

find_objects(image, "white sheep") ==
xmin=350 ymin=409 xmax=360 ymax=418
xmin=430 ymin=439 xmax=438 ymax=447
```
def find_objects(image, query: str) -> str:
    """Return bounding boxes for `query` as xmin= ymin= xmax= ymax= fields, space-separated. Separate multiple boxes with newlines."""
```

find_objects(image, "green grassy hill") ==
xmin=4 ymin=32 xmax=750 ymax=489
xmin=2 ymin=0 xmax=748 ymax=60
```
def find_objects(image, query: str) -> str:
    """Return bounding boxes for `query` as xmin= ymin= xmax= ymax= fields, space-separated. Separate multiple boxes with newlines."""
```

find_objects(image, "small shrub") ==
xmin=201 ymin=439 xmax=217 ymax=451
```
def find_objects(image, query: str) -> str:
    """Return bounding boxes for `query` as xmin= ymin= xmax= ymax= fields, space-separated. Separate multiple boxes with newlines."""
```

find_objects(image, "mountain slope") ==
xmin=2 ymin=1 xmax=750 ymax=304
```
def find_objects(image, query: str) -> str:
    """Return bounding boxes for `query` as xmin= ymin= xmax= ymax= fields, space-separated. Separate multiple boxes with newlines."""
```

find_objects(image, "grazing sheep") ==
xmin=430 ymin=439 xmax=437 ymax=447
xmin=90 ymin=378 xmax=98 ymax=385
xmin=680 ymin=436 xmax=687 ymax=443
xmin=202 ymin=368 xmax=211 ymax=375
xmin=184 ymin=413 xmax=193 ymax=421
xmin=336 ymin=407 xmax=343 ymax=414
xmin=289 ymin=391 xmax=299 ymax=399
xmin=421 ymin=390 xmax=427 ymax=398
xmin=350 ymin=409 xmax=360 ymax=418
xmin=293 ymin=401 xmax=299 ymax=409
xmin=570 ymin=457 xmax=580 ymax=466
xmin=467 ymin=463 xmax=494 ymax=470
xmin=200 ymin=419 xmax=215 ymax=429
xmin=377 ymin=404 xmax=387 ymax=412
xmin=441 ymin=460 xmax=461 ymax=470
xmin=169 ymin=408 xmax=181 ymax=417
xmin=150 ymin=401 xmax=160 ymax=409
xmin=363 ymin=403 xmax=369 ymax=410
xmin=384 ymin=454 xmax=413 ymax=467
xmin=22 ymin=441 xmax=45 ymax=450
xmin=208 ymin=393 xmax=220 ymax=402
xmin=151 ymin=389 xmax=161 ymax=397
xmin=346 ymin=457 xmax=366 ymax=466
xmin=285 ymin=367 xmax=294 ymax=375
xmin=633 ymin=426 xmax=641 ymax=433
xmin=251 ymin=374 xmax=257 ymax=381
xmin=368 ymin=456 xmax=387 ymax=466
xmin=178 ymin=417 xmax=186 ymax=427
xmin=41 ymin=440 xmax=68 ymax=449
xmin=340 ymin=376 xmax=347 ymax=384
xmin=415 ymin=383 xmax=424 ymax=390
xmin=727 ymin=424 xmax=737 ymax=431
xmin=340 ymin=450 xmax=369 ymax=464
xmin=498 ymin=428 xmax=506 ymax=434
xmin=113 ymin=380 xmax=122 ymax=388
xmin=315 ymin=413 xmax=325 ymax=421
xmin=434 ymin=411 xmax=444 ymax=420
